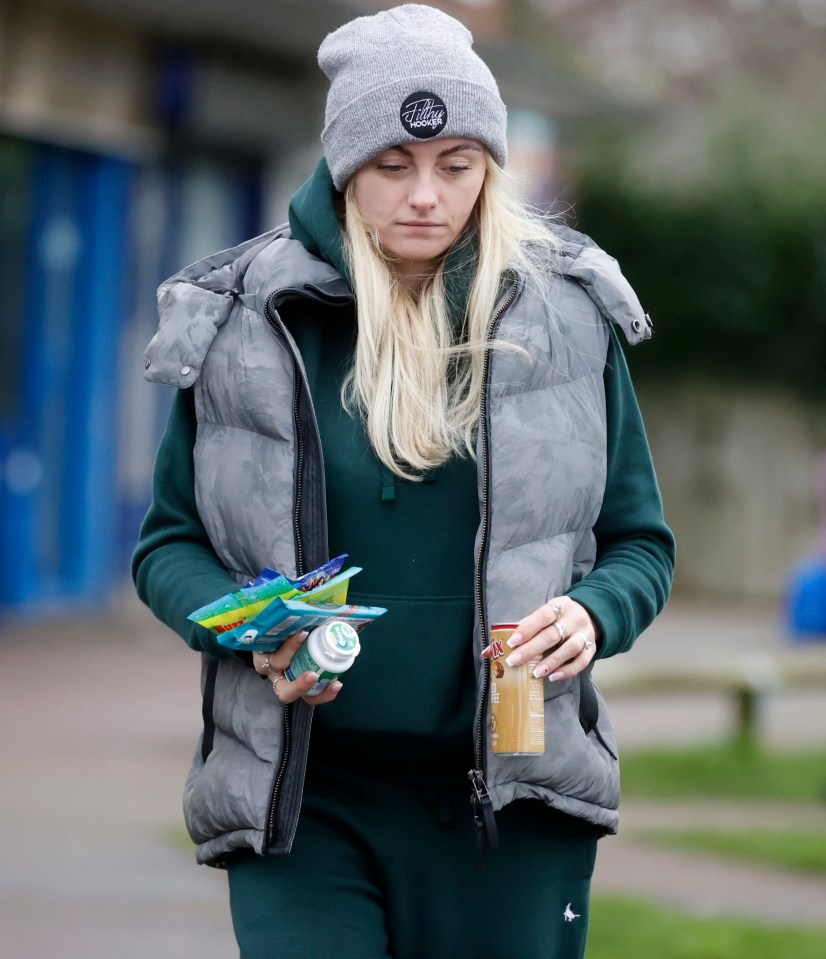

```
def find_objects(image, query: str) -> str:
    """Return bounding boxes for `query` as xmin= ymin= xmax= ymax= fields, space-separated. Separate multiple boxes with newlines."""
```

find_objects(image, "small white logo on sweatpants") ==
xmin=563 ymin=903 xmax=580 ymax=922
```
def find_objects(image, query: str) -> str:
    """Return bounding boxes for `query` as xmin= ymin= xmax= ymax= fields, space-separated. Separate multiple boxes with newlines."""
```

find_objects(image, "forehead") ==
xmin=376 ymin=138 xmax=485 ymax=160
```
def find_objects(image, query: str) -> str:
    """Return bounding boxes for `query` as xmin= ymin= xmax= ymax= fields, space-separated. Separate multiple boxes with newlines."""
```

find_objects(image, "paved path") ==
xmin=1 ymin=592 xmax=824 ymax=956
xmin=0 ymin=595 xmax=237 ymax=958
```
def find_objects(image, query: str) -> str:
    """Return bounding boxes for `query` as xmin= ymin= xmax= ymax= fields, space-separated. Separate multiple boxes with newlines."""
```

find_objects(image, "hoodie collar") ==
xmin=288 ymin=157 xmax=350 ymax=283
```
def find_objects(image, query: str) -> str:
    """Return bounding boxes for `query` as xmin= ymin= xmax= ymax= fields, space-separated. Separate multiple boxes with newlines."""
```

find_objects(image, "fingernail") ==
xmin=305 ymin=672 xmax=319 ymax=683
xmin=533 ymin=664 xmax=548 ymax=678
xmin=330 ymin=681 xmax=343 ymax=693
xmin=506 ymin=633 xmax=522 ymax=648
xmin=549 ymin=671 xmax=564 ymax=682
xmin=505 ymin=653 xmax=521 ymax=667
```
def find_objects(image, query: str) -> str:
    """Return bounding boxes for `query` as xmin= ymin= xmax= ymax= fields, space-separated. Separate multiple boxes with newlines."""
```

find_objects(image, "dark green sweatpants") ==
xmin=228 ymin=763 xmax=598 ymax=959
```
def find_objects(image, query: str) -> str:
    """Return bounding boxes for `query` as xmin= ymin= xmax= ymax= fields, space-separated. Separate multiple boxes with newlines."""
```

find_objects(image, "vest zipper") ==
xmin=267 ymin=695 xmax=293 ymax=847
xmin=469 ymin=270 xmax=519 ymax=849
xmin=262 ymin=290 xmax=311 ymax=850
xmin=292 ymin=368 xmax=306 ymax=575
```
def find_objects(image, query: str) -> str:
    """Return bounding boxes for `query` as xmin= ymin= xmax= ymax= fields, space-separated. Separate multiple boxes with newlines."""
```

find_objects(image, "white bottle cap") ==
xmin=317 ymin=620 xmax=360 ymax=664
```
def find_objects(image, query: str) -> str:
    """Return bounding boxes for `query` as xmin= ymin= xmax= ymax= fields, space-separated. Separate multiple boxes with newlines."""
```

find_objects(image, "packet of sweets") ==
xmin=207 ymin=565 xmax=361 ymax=634
xmin=246 ymin=568 xmax=280 ymax=587
xmin=188 ymin=574 xmax=292 ymax=628
xmin=291 ymin=556 xmax=350 ymax=593
xmin=189 ymin=555 xmax=349 ymax=631
xmin=195 ymin=581 xmax=292 ymax=633
xmin=298 ymin=567 xmax=360 ymax=605
xmin=219 ymin=597 xmax=386 ymax=652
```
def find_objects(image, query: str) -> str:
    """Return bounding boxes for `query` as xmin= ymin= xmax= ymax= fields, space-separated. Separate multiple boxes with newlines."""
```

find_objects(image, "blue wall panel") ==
xmin=1 ymin=142 xmax=135 ymax=610
xmin=74 ymin=156 xmax=133 ymax=595
xmin=1 ymin=133 xmax=262 ymax=616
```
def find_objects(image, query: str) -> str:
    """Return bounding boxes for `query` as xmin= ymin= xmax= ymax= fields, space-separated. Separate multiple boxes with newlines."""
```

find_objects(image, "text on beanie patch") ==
xmin=399 ymin=92 xmax=447 ymax=139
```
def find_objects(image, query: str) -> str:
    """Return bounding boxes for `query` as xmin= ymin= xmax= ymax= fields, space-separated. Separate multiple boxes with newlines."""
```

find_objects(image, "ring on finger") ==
xmin=271 ymin=672 xmax=285 ymax=697
xmin=547 ymin=601 xmax=563 ymax=618
xmin=554 ymin=620 xmax=567 ymax=642
xmin=261 ymin=656 xmax=271 ymax=673
xmin=582 ymin=637 xmax=594 ymax=653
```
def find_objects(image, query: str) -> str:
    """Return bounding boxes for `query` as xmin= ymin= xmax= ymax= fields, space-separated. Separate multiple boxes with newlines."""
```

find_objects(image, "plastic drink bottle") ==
xmin=285 ymin=620 xmax=361 ymax=696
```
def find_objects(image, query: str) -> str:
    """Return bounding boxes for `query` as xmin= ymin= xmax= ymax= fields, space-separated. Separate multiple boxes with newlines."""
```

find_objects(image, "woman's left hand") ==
xmin=481 ymin=597 xmax=599 ymax=680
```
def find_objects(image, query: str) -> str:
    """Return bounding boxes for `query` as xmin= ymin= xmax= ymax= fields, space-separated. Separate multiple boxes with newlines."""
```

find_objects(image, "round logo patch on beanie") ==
xmin=399 ymin=92 xmax=447 ymax=139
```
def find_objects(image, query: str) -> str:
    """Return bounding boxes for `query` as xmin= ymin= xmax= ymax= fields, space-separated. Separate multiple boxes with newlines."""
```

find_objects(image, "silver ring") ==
xmin=583 ymin=638 xmax=594 ymax=653
xmin=548 ymin=602 xmax=563 ymax=618
xmin=261 ymin=656 xmax=271 ymax=673
xmin=271 ymin=673 xmax=285 ymax=697
xmin=554 ymin=621 xmax=567 ymax=642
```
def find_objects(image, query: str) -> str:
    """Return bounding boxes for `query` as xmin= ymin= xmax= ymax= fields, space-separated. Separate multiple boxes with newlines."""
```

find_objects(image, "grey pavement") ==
xmin=1 ymin=590 xmax=825 ymax=957
xmin=0 ymin=592 xmax=237 ymax=959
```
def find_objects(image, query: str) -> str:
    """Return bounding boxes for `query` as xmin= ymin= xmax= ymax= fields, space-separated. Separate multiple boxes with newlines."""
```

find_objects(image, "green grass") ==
xmin=645 ymin=828 xmax=826 ymax=875
xmin=588 ymin=896 xmax=826 ymax=959
xmin=619 ymin=741 xmax=826 ymax=801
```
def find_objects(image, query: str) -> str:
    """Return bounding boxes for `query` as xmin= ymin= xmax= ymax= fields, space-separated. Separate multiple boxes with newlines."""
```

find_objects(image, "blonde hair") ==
xmin=342 ymin=154 xmax=560 ymax=479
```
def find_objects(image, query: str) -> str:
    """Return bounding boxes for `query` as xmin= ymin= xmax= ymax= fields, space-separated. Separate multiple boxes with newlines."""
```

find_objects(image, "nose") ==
xmin=407 ymin=171 xmax=438 ymax=211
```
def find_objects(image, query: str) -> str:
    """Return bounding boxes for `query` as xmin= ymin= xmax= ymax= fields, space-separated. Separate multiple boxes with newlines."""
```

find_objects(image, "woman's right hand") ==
xmin=252 ymin=631 xmax=343 ymax=705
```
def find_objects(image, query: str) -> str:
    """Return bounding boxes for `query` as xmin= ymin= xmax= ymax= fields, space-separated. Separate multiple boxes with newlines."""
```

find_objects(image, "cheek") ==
xmin=353 ymin=186 xmax=376 ymax=224
xmin=352 ymin=175 xmax=391 ymax=228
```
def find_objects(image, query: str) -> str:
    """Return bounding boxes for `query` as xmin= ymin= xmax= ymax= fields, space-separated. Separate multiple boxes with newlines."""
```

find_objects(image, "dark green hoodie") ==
xmin=133 ymin=159 xmax=675 ymax=778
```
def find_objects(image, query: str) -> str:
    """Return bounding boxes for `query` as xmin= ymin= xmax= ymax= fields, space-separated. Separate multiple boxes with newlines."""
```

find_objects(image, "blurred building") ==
xmin=0 ymin=0 xmax=328 ymax=612
xmin=0 ymin=0 xmax=600 ymax=615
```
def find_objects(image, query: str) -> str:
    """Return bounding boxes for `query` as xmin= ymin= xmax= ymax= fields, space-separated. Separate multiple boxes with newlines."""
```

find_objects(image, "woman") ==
xmin=133 ymin=5 xmax=675 ymax=958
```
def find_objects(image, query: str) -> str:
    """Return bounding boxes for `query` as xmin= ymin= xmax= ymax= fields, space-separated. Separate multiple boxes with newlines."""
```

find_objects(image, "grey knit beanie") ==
xmin=318 ymin=4 xmax=508 ymax=190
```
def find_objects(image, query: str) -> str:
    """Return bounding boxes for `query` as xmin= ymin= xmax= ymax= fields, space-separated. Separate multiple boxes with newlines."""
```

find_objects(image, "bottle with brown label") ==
xmin=488 ymin=623 xmax=545 ymax=755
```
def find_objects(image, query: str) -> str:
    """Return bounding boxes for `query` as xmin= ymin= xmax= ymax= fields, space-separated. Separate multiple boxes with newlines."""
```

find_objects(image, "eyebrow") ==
xmin=389 ymin=142 xmax=483 ymax=158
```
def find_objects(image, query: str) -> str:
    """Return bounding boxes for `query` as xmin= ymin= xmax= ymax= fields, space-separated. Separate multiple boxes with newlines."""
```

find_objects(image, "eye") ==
xmin=444 ymin=165 xmax=472 ymax=176
xmin=376 ymin=163 xmax=406 ymax=173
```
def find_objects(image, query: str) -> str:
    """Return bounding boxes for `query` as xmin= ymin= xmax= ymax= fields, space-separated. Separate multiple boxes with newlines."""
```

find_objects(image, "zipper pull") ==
xmin=468 ymin=769 xmax=499 ymax=869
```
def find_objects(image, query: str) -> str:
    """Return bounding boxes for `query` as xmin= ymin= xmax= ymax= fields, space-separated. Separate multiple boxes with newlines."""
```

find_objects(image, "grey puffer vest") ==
xmin=144 ymin=225 xmax=651 ymax=866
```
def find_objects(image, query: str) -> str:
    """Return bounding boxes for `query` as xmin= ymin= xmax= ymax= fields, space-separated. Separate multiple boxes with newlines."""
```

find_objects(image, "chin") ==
xmin=392 ymin=243 xmax=451 ymax=264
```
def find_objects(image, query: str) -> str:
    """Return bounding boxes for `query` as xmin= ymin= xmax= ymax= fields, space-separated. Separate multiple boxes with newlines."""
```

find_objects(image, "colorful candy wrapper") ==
xmin=218 ymin=597 xmax=387 ymax=652
xmin=188 ymin=555 xmax=349 ymax=632
xmin=246 ymin=568 xmax=280 ymax=587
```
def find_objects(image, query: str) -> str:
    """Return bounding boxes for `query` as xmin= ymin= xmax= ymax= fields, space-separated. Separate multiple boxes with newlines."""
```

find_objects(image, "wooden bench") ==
xmin=594 ymin=648 xmax=826 ymax=742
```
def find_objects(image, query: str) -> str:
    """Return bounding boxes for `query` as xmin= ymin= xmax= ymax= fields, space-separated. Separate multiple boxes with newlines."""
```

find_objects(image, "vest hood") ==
xmin=555 ymin=226 xmax=653 ymax=346
xmin=143 ymin=228 xmax=349 ymax=390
